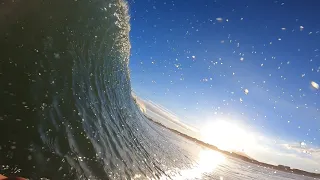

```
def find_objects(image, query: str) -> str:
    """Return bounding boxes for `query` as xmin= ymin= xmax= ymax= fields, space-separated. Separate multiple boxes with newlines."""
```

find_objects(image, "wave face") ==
xmin=0 ymin=0 xmax=193 ymax=179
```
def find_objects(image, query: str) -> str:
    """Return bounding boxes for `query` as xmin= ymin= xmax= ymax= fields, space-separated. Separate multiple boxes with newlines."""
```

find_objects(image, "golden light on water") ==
xmin=166 ymin=149 xmax=225 ymax=180
xmin=197 ymin=150 xmax=225 ymax=171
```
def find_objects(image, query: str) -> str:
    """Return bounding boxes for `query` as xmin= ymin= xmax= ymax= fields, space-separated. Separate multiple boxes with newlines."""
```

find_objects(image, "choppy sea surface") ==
xmin=0 ymin=0 xmax=318 ymax=179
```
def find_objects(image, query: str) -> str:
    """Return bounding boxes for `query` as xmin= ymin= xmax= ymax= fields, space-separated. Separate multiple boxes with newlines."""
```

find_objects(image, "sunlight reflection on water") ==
xmin=161 ymin=149 xmax=225 ymax=180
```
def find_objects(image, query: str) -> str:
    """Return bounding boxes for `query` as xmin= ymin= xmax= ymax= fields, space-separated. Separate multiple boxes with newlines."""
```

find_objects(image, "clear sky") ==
xmin=128 ymin=0 xmax=320 ymax=172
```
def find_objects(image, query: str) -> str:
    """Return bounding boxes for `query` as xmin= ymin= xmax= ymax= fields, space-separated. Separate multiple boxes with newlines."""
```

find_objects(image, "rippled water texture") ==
xmin=0 ymin=0 xmax=319 ymax=179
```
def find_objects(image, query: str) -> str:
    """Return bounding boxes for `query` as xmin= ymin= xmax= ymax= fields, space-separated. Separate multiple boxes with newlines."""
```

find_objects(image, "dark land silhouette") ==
xmin=144 ymin=116 xmax=320 ymax=179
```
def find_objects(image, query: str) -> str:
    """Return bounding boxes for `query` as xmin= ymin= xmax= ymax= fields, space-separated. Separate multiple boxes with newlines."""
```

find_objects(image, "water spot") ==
xmin=300 ymin=25 xmax=304 ymax=31
xmin=244 ymin=89 xmax=249 ymax=95
xmin=311 ymin=81 xmax=319 ymax=89
xmin=216 ymin=17 xmax=223 ymax=22
xmin=54 ymin=53 xmax=60 ymax=59
xmin=41 ymin=103 xmax=47 ymax=110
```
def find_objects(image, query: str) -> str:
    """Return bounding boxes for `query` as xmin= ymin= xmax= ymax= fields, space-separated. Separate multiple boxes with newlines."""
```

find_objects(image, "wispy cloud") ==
xmin=133 ymin=95 xmax=199 ymax=133
xmin=281 ymin=142 xmax=320 ymax=161
xmin=248 ymin=137 xmax=320 ymax=172
xmin=144 ymin=99 xmax=180 ymax=122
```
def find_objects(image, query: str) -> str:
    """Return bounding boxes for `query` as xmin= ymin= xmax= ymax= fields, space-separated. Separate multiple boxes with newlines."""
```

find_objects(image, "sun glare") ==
xmin=197 ymin=149 xmax=225 ymax=171
xmin=201 ymin=120 xmax=255 ymax=152
xmin=166 ymin=149 xmax=225 ymax=180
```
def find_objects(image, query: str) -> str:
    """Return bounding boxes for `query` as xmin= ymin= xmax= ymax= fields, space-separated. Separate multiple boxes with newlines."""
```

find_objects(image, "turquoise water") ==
xmin=0 ymin=0 xmax=318 ymax=179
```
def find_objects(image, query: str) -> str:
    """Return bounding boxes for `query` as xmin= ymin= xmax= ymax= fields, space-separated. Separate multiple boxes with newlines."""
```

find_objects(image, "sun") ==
xmin=200 ymin=120 xmax=255 ymax=152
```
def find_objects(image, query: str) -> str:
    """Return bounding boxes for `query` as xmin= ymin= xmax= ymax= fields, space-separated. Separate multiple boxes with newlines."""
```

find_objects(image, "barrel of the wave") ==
xmin=0 ymin=0 xmax=132 ymax=179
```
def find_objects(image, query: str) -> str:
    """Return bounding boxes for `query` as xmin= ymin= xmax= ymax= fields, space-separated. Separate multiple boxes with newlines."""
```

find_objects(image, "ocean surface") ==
xmin=0 ymin=0 xmax=318 ymax=179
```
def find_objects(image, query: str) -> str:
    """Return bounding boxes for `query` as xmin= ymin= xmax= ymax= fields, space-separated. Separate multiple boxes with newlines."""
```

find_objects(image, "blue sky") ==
xmin=128 ymin=0 xmax=320 ymax=171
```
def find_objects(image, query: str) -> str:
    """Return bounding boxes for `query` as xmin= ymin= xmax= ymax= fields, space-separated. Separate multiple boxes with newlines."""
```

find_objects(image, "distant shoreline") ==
xmin=144 ymin=115 xmax=320 ymax=179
